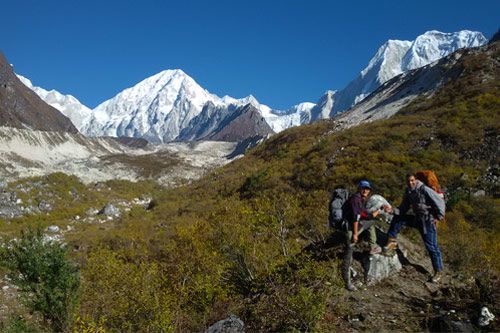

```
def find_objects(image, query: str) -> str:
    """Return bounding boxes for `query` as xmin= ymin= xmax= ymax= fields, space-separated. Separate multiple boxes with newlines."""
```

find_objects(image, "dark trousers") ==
xmin=388 ymin=214 xmax=443 ymax=272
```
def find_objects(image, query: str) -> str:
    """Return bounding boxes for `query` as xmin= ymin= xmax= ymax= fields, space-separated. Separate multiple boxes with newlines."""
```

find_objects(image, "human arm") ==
xmin=353 ymin=220 xmax=359 ymax=243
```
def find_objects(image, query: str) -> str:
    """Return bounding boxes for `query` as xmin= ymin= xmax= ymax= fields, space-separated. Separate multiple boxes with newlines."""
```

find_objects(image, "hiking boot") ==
xmin=370 ymin=245 xmax=382 ymax=255
xmin=430 ymin=271 xmax=443 ymax=283
xmin=383 ymin=237 xmax=398 ymax=252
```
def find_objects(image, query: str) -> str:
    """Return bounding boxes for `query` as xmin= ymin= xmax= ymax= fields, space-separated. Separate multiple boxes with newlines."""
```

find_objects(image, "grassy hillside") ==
xmin=0 ymin=42 xmax=498 ymax=332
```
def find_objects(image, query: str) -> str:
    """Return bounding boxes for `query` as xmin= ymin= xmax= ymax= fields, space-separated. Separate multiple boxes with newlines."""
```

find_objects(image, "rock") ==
xmin=0 ymin=191 xmax=17 ymax=203
xmin=478 ymin=306 xmax=495 ymax=326
xmin=86 ymin=208 xmax=99 ymax=216
xmin=38 ymin=200 xmax=53 ymax=212
xmin=473 ymin=190 xmax=486 ymax=197
xmin=363 ymin=253 xmax=403 ymax=285
xmin=47 ymin=225 xmax=60 ymax=233
xmin=0 ymin=206 xmax=23 ymax=218
xmin=70 ymin=187 xmax=79 ymax=199
xmin=206 ymin=315 xmax=245 ymax=333
xmin=99 ymin=203 xmax=120 ymax=216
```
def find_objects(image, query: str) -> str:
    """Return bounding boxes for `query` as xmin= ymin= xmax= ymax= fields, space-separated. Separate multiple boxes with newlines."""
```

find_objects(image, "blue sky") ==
xmin=1 ymin=0 xmax=498 ymax=109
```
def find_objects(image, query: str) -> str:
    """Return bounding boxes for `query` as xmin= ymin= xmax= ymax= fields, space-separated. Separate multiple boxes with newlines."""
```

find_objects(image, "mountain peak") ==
xmin=402 ymin=30 xmax=487 ymax=70
xmin=330 ymin=29 xmax=488 ymax=115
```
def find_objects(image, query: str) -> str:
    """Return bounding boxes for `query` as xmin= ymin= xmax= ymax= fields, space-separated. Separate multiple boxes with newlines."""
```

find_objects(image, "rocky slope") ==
xmin=0 ymin=52 xmax=78 ymax=133
xmin=0 ymin=126 xmax=237 ymax=186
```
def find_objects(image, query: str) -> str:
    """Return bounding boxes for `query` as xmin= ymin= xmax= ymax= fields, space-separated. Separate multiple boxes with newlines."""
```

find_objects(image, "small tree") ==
xmin=0 ymin=227 xmax=80 ymax=332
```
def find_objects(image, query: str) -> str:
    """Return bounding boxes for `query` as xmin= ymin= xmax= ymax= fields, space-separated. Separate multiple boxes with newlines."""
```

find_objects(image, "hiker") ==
xmin=342 ymin=180 xmax=383 ymax=291
xmin=384 ymin=173 xmax=446 ymax=282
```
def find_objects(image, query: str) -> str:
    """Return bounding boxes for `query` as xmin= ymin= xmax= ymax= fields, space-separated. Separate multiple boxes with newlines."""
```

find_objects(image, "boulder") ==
xmin=0 ymin=206 xmax=23 ymax=218
xmin=99 ymin=203 xmax=120 ymax=216
xmin=363 ymin=253 xmax=403 ymax=285
xmin=206 ymin=315 xmax=245 ymax=333
xmin=38 ymin=200 xmax=53 ymax=212
xmin=478 ymin=306 xmax=495 ymax=326
xmin=47 ymin=225 xmax=60 ymax=233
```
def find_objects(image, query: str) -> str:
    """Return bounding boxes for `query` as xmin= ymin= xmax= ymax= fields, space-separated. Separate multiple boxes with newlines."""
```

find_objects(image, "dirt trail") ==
xmin=335 ymin=231 xmax=498 ymax=332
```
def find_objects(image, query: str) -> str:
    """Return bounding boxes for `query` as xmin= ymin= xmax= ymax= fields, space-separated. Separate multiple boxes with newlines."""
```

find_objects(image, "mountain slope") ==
xmin=205 ymin=104 xmax=274 ymax=141
xmin=66 ymin=37 xmax=498 ymax=331
xmin=0 ymin=126 xmax=237 ymax=186
xmin=0 ymin=52 xmax=78 ymax=133
xmin=330 ymin=41 xmax=497 ymax=130
xmin=0 ymin=37 xmax=498 ymax=333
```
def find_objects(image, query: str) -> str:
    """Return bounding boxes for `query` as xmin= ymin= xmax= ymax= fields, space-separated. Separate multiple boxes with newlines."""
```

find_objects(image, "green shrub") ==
xmin=1 ymin=317 xmax=46 ymax=333
xmin=0 ymin=227 xmax=80 ymax=332
xmin=79 ymin=248 xmax=174 ymax=332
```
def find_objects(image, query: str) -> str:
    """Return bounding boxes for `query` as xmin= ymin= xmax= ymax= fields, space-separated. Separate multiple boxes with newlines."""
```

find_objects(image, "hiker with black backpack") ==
xmin=337 ymin=180 xmax=384 ymax=291
xmin=383 ymin=173 xmax=446 ymax=283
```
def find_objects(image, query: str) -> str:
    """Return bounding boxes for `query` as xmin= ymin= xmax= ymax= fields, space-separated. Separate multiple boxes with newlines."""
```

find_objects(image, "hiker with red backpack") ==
xmin=340 ymin=180 xmax=385 ymax=291
xmin=383 ymin=173 xmax=446 ymax=283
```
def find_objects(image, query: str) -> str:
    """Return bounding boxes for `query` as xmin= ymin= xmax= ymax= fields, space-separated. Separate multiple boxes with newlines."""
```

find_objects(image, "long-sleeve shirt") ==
xmin=399 ymin=180 xmax=446 ymax=221
xmin=344 ymin=192 xmax=365 ymax=224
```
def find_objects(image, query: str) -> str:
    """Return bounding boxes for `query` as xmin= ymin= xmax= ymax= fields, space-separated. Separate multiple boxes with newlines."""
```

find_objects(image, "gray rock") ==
xmin=70 ymin=187 xmax=79 ymax=199
xmin=363 ymin=253 xmax=403 ymax=285
xmin=206 ymin=315 xmax=245 ymax=333
xmin=473 ymin=190 xmax=486 ymax=197
xmin=0 ymin=191 xmax=17 ymax=203
xmin=0 ymin=181 xmax=7 ymax=188
xmin=99 ymin=203 xmax=120 ymax=216
xmin=0 ymin=206 xmax=23 ymax=218
xmin=478 ymin=306 xmax=495 ymax=326
xmin=86 ymin=208 xmax=99 ymax=216
xmin=47 ymin=225 xmax=60 ymax=233
xmin=38 ymin=200 xmax=53 ymax=212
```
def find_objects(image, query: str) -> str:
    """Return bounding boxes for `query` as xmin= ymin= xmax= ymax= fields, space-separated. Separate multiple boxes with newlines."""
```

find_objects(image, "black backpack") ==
xmin=328 ymin=188 xmax=350 ymax=230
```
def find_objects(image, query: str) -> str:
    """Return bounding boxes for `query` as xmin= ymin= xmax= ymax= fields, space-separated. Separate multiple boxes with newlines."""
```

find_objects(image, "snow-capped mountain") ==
xmin=326 ymin=30 xmax=488 ymax=117
xmin=16 ymin=30 xmax=487 ymax=143
xmin=82 ymin=70 xmax=290 ymax=143
xmin=82 ymin=69 xmax=223 ymax=143
xmin=16 ymin=75 xmax=92 ymax=131
xmin=332 ymin=39 xmax=497 ymax=131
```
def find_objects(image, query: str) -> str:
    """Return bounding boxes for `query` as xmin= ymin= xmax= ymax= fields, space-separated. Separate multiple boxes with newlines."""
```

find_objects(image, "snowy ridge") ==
xmin=329 ymin=30 xmax=487 ymax=115
xmin=81 ymin=70 xmax=292 ymax=142
xmin=83 ymin=69 xmax=224 ymax=142
xmin=16 ymin=75 xmax=92 ymax=131
xmin=17 ymin=30 xmax=487 ymax=142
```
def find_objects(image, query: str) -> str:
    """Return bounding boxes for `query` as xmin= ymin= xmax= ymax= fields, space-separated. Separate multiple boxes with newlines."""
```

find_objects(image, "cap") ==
xmin=358 ymin=180 xmax=372 ymax=189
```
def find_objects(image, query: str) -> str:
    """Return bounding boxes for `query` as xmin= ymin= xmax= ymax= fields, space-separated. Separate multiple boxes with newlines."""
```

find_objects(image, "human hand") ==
xmin=372 ymin=210 xmax=380 ymax=218
xmin=383 ymin=204 xmax=393 ymax=213
xmin=352 ymin=234 xmax=358 ymax=243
